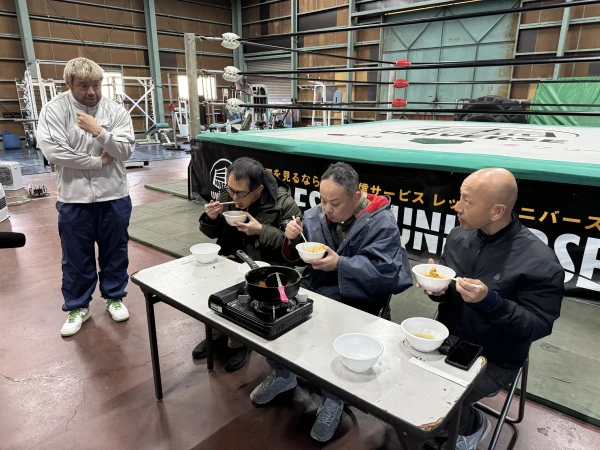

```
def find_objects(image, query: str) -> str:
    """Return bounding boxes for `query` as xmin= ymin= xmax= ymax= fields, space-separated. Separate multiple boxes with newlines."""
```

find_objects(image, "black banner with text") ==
xmin=191 ymin=140 xmax=600 ymax=300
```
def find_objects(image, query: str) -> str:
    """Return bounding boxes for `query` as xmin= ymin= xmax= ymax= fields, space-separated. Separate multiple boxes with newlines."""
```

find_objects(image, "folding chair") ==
xmin=432 ymin=308 xmax=528 ymax=450
xmin=474 ymin=358 xmax=528 ymax=450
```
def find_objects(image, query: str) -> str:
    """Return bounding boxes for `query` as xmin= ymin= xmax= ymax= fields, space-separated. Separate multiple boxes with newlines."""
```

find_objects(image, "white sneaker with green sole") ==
xmin=105 ymin=299 xmax=130 ymax=322
xmin=61 ymin=308 xmax=91 ymax=337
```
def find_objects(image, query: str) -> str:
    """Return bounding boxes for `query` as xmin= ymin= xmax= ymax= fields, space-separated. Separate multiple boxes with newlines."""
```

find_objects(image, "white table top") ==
xmin=132 ymin=256 xmax=486 ymax=432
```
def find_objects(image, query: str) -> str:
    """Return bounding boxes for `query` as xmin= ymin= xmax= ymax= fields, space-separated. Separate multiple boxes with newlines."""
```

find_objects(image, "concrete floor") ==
xmin=1 ymin=159 xmax=599 ymax=450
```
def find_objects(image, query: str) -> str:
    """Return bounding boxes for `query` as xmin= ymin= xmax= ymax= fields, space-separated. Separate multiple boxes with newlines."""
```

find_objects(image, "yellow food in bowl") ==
xmin=414 ymin=332 xmax=436 ymax=340
xmin=307 ymin=243 xmax=325 ymax=253
xmin=226 ymin=211 xmax=245 ymax=216
xmin=424 ymin=267 xmax=448 ymax=279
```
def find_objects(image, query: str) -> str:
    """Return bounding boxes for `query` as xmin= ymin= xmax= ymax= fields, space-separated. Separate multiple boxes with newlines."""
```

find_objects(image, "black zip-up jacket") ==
xmin=433 ymin=215 xmax=564 ymax=368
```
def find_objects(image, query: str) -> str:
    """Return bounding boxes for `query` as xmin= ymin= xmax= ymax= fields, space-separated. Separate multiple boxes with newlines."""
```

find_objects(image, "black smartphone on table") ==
xmin=444 ymin=340 xmax=483 ymax=371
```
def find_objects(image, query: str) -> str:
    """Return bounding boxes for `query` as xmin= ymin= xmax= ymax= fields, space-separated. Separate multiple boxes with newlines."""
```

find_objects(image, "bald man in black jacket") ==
xmin=420 ymin=168 xmax=564 ymax=450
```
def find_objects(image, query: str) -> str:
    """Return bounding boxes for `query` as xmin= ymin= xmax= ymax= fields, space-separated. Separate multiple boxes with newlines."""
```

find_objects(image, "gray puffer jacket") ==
xmin=285 ymin=195 xmax=412 ymax=315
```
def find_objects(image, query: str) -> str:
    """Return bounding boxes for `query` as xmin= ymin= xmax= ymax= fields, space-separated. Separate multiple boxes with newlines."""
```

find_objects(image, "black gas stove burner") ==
xmin=251 ymin=298 xmax=298 ymax=317
xmin=208 ymin=281 xmax=314 ymax=340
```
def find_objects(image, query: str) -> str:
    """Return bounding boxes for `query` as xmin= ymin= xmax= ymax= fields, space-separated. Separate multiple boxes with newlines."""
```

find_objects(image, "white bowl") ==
xmin=334 ymin=333 xmax=384 ymax=373
xmin=190 ymin=243 xmax=220 ymax=264
xmin=401 ymin=317 xmax=449 ymax=353
xmin=223 ymin=211 xmax=247 ymax=226
xmin=412 ymin=263 xmax=455 ymax=293
xmin=238 ymin=260 xmax=270 ymax=274
xmin=296 ymin=242 xmax=326 ymax=262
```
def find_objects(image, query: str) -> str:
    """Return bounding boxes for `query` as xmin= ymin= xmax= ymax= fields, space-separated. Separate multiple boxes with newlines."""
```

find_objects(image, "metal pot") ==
xmin=236 ymin=250 xmax=301 ymax=305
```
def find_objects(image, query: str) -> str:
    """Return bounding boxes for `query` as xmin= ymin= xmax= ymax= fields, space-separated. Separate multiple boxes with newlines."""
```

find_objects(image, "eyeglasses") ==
xmin=225 ymin=185 xmax=258 ymax=199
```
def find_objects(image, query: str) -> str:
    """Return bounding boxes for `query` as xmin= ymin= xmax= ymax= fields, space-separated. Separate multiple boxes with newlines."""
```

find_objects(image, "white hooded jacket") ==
xmin=37 ymin=91 xmax=135 ymax=203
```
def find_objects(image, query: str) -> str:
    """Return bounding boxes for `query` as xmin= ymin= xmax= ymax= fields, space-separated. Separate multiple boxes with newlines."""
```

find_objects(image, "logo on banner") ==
xmin=383 ymin=126 xmax=579 ymax=144
xmin=327 ymin=126 xmax=579 ymax=144
xmin=210 ymin=158 xmax=232 ymax=200
xmin=410 ymin=138 xmax=471 ymax=145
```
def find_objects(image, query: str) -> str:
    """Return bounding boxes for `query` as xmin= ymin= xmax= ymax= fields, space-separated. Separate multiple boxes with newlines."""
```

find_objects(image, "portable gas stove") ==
xmin=208 ymin=281 xmax=314 ymax=340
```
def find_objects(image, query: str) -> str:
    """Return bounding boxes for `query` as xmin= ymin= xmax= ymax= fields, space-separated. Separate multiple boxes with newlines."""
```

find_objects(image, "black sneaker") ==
xmin=224 ymin=346 xmax=251 ymax=372
xmin=192 ymin=335 xmax=227 ymax=359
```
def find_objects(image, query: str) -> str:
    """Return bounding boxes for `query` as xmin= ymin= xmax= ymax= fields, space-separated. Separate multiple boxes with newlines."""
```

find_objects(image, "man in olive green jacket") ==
xmin=193 ymin=157 xmax=301 ymax=372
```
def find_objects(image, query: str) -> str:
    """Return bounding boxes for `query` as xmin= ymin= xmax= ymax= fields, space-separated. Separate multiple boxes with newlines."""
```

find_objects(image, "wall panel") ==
xmin=1 ymin=0 xmax=16 ymax=11
xmin=3 ymin=0 xmax=233 ymax=138
xmin=512 ymin=1 xmax=600 ymax=91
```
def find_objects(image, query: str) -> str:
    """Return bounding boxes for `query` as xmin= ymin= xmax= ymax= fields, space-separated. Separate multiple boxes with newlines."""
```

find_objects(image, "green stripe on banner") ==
xmin=195 ymin=120 xmax=600 ymax=187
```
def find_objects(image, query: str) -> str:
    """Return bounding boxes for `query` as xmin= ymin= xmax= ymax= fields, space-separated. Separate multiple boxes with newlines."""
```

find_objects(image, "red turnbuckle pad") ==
xmin=394 ymin=79 xmax=409 ymax=88
xmin=392 ymin=98 xmax=407 ymax=108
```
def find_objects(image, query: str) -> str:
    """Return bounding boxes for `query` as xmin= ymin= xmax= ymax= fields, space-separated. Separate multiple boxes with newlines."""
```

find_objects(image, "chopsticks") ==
xmin=292 ymin=215 xmax=309 ymax=245
xmin=220 ymin=201 xmax=238 ymax=205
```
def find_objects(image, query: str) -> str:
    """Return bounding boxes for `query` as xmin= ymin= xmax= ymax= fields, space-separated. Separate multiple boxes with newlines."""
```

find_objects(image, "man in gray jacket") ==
xmin=250 ymin=162 xmax=412 ymax=443
xmin=37 ymin=57 xmax=135 ymax=337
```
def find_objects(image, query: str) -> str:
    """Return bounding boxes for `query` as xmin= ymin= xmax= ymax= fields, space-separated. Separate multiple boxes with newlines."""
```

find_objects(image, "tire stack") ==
xmin=454 ymin=95 xmax=527 ymax=124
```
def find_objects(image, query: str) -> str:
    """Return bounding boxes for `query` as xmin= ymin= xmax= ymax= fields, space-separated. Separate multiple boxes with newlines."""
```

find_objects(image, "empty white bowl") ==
xmin=223 ymin=211 xmax=247 ymax=226
xmin=238 ymin=260 xmax=270 ymax=274
xmin=401 ymin=317 xmax=449 ymax=353
xmin=334 ymin=333 xmax=384 ymax=373
xmin=190 ymin=243 xmax=220 ymax=263
xmin=296 ymin=242 xmax=326 ymax=262
xmin=412 ymin=264 xmax=455 ymax=293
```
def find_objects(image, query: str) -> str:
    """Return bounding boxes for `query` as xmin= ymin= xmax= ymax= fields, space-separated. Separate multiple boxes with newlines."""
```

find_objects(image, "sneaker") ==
xmin=105 ymin=299 xmax=130 ymax=322
xmin=224 ymin=346 xmax=251 ymax=372
xmin=250 ymin=370 xmax=297 ymax=404
xmin=310 ymin=397 xmax=344 ymax=442
xmin=442 ymin=410 xmax=491 ymax=450
xmin=192 ymin=335 xmax=227 ymax=359
xmin=61 ymin=308 xmax=91 ymax=337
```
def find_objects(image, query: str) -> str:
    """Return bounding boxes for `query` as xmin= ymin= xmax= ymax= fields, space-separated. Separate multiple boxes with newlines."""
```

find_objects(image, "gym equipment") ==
xmin=0 ymin=162 xmax=24 ymax=190
xmin=105 ymin=75 xmax=158 ymax=145
xmin=0 ymin=183 xmax=7 ymax=222
xmin=166 ymin=73 xmax=189 ymax=149
xmin=124 ymin=160 xmax=150 ymax=169
xmin=144 ymin=123 xmax=176 ymax=145
xmin=14 ymin=61 xmax=62 ymax=150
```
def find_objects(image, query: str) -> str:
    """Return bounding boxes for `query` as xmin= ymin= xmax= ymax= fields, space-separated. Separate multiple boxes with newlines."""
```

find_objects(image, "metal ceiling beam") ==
xmin=185 ymin=33 xmax=201 ymax=139
xmin=177 ymin=0 xmax=231 ymax=9
xmin=553 ymin=0 xmax=574 ymax=79
xmin=14 ymin=0 xmax=37 ymax=77
xmin=243 ymin=0 xmax=600 ymax=41
xmin=347 ymin=0 xmax=356 ymax=105
xmin=0 ymin=33 xmax=231 ymax=57
xmin=143 ymin=0 xmax=164 ymax=123
xmin=0 ymin=10 xmax=230 ymax=39
xmin=520 ymin=16 xmax=600 ymax=28
xmin=352 ymin=0 xmax=481 ymax=17
xmin=291 ymin=0 xmax=298 ymax=99
xmin=51 ymin=0 xmax=231 ymax=25
xmin=231 ymin=0 xmax=244 ymax=70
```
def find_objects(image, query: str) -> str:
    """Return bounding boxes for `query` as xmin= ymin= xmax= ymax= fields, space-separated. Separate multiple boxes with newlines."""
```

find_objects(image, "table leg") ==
xmin=392 ymin=428 xmax=427 ymax=450
xmin=145 ymin=292 xmax=163 ymax=401
xmin=445 ymin=401 xmax=463 ymax=450
xmin=187 ymin=161 xmax=192 ymax=201
xmin=206 ymin=325 xmax=214 ymax=371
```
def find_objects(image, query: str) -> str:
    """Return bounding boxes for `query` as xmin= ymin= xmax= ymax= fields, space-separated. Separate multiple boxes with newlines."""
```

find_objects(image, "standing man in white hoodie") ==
xmin=37 ymin=57 xmax=135 ymax=337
